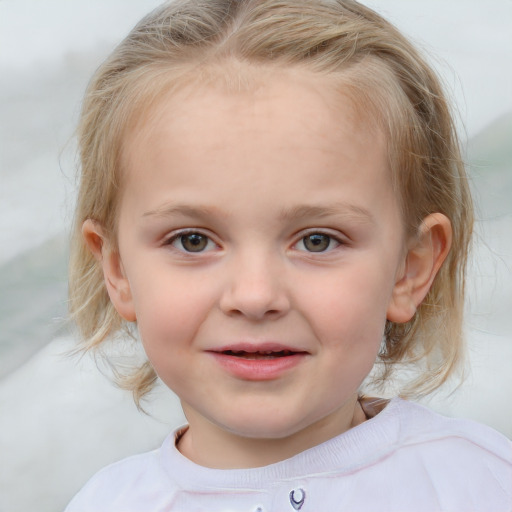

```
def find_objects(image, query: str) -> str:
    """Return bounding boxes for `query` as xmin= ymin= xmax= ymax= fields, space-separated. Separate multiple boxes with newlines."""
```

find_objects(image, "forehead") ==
xmin=121 ymin=67 xmax=387 ymax=180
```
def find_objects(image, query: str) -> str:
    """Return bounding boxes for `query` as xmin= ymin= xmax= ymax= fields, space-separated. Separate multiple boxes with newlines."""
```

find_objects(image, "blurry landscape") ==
xmin=0 ymin=51 xmax=99 ymax=378
xmin=1 ymin=35 xmax=511 ymax=512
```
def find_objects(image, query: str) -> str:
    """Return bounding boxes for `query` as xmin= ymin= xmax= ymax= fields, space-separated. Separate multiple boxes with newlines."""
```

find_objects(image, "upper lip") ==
xmin=208 ymin=342 xmax=309 ymax=354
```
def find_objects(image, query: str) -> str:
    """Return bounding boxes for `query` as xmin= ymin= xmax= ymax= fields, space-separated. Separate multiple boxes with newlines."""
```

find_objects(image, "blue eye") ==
xmin=296 ymin=233 xmax=340 ymax=252
xmin=169 ymin=232 xmax=216 ymax=253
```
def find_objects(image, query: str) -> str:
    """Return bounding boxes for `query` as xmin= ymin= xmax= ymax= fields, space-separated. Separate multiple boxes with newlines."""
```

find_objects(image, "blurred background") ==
xmin=0 ymin=1 xmax=511 ymax=511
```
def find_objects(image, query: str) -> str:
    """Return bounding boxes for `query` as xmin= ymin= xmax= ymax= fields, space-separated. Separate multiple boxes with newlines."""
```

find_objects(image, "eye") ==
xmin=168 ymin=232 xmax=217 ymax=253
xmin=295 ymin=233 xmax=340 ymax=253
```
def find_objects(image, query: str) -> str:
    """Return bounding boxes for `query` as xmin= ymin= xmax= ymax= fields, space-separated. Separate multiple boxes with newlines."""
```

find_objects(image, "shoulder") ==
xmin=394 ymin=398 xmax=512 ymax=460
xmin=64 ymin=438 xmax=174 ymax=512
xmin=389 ymin=399 xmax=512 ymax=498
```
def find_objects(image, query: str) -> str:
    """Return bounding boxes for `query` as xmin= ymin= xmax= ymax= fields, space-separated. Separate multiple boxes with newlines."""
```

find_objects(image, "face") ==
xmin=99 ymin=71 xmax=414 ymax=464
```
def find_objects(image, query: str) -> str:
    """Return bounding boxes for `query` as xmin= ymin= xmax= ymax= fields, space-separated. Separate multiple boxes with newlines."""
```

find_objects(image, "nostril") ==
xmin=223 ymin=308 xmax=284 ymax=321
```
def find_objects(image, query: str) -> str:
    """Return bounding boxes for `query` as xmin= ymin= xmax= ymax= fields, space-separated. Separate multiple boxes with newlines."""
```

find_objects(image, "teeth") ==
xmin=223 ymin=349 xmax=295 ymax=358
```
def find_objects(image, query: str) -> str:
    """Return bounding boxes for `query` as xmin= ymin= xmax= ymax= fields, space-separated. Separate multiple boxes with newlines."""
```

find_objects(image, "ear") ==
xmin=387 ymin=213 xmax=452 ymax=323
xmin=82 ymin=219 xmax=137 ymax=322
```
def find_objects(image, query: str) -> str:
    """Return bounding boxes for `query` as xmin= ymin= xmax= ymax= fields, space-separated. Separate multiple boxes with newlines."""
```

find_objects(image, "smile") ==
xmin=208 ymin=345 xmax=308 ymax=381
xmin=221 ymin=349 xmax=297 ymax=360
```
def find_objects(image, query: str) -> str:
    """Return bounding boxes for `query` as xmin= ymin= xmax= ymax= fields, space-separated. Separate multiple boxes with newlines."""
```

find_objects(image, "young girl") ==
xmin=66 ymin=0 xmax=512 ymax=510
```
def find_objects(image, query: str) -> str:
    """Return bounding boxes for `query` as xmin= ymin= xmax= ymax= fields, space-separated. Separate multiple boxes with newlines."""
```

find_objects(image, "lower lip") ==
xmin=208 ymin=352 xmax=307 ymax=381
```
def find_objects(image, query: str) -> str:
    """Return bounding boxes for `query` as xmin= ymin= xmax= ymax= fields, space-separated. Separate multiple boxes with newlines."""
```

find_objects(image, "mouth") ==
xmin=208 ymin=344 xmax=308 ymax=380
xmin=220 ymin=349 xmax=300 ymax=360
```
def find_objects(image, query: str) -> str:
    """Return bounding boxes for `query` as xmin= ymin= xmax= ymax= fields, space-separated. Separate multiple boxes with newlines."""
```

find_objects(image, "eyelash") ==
xmin=164 ymin=230 xmax=219 ymax=253
xmin=293 ymin=231 xmax=344 ymax=253
xmin=164 ymin=229 xmax=345 ymax=255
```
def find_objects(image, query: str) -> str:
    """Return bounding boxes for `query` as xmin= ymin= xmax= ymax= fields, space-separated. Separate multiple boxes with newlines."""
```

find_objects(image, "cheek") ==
xmin=305 ymin=269 xmax=391 ymax=334
xmin=129 ymin=273 xmax=212 ymax=359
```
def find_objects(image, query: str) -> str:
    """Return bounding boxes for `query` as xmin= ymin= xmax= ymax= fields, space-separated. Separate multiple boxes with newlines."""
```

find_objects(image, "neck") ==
xmin=177 ymin=396 xmax=366 ymax=469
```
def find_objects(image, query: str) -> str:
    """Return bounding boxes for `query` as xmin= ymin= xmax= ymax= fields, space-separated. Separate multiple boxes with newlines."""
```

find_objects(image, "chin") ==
xmin=217 ymin=410 xmax=316 ymax=441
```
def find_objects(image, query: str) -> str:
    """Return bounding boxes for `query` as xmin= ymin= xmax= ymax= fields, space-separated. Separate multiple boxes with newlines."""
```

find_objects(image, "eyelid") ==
xmin=291 ymin=228 xmax=347 ymax=253
xmin=163 ymin=228 xmax=220 ymax=252
xmin=295 ymin=228 xmax=347 ymax=243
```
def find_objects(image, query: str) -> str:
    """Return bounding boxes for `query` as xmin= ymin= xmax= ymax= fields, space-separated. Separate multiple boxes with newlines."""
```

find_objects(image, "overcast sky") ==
xmin=1 ymin=0 xmax=511 ymax=136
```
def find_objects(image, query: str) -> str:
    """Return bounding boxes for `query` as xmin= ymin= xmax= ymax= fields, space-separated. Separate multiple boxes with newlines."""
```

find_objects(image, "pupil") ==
xmin=304 ymin=234 xmax=329 ymax=252
xmin=182 ymin=233 xmax=207 ymax=252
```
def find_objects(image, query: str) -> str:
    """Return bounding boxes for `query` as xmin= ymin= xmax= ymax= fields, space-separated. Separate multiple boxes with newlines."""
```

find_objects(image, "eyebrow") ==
xmin=142 ymin=202 xmax=374 ymax=223
xmin=142 ymin=204 xmax=227 ymax=220
xmin=278 ymin=204 xmax=375 ymax=224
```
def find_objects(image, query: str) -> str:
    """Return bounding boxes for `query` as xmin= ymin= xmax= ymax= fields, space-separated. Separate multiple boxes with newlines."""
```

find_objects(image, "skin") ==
xmin=84 ymin=70 xmax=451 ymax=469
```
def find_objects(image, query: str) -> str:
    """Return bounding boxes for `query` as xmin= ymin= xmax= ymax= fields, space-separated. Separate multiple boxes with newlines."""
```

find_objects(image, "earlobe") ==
xmin=387 ymin=213 xmax=452 ymax=323
xmin=82 ymin=219 xmax=137 ymax=322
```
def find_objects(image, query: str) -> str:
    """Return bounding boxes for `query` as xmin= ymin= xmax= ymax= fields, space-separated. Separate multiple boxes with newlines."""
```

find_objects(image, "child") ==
xmin=66 ymin=0 xmax=512 ymax=510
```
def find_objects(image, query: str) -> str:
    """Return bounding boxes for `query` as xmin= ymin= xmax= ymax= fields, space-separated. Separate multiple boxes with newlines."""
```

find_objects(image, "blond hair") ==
xmin=69 ymin=0 xmax=473 ymax=405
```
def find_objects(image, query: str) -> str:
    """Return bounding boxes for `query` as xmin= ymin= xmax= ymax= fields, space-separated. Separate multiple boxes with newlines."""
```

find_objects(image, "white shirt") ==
xmin=65 ymin=398 xmax=512 ymax=511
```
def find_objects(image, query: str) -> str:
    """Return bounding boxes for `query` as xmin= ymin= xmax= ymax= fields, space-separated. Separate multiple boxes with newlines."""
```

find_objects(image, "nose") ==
xmin=219 ymin=251 xmax=291 ymax=321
